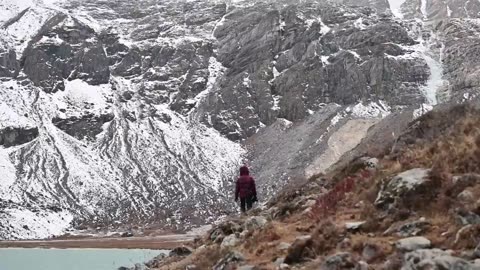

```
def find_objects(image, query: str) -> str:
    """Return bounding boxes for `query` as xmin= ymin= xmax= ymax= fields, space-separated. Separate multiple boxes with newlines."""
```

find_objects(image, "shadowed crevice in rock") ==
xmin=0 ymin=126 xmax=39 ymax=147
xmin=52 ymin=113 xmax=114 ymax=141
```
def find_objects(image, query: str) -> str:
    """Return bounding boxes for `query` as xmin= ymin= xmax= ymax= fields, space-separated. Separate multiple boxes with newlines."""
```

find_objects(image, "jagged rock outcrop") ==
xmin=196 ymin=1 xmax=430 ymax=139
xmin=52 ymin=113 xmax=114 ymax=141
xmin=22 ymin=14 xmax=110 ymax=93
xmin=0 ymin=48 xmax=19 ymax=77
xmin=403 ymin=249 xmax=479 ymax=270
xmin=0 ymin=126 xmax=38 ymax=147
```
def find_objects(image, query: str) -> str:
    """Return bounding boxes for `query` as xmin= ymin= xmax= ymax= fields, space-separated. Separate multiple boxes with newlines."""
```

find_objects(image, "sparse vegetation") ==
xmin=151 ymin=104 xmax=480 ymax=269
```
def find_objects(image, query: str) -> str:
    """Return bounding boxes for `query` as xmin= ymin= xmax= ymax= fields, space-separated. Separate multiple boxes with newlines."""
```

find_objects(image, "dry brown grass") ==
xmin=350 ymin=234 xmax=394 ymax=259
xmin=157 ymin=105 xmax=480 ymax=269
xmin=453 ymin=224 xmax=480 ymax=250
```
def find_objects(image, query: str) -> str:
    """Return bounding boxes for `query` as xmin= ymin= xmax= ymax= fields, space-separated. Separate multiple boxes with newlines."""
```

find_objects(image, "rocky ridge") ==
xmin=142 ymin=101 xmax=480 ymax=270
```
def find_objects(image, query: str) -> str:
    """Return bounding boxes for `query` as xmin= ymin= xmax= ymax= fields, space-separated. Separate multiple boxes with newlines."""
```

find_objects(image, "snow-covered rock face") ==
xmin=0 ymin=0 xmax=246 ymax=240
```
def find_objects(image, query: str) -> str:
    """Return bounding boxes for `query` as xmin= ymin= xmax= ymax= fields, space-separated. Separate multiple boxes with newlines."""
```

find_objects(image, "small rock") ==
xmin=362 ymin=243 xmax=383 ymax=263
xmin=381 ymin=253 xmax=403 ymax=270
xmin=474 ymin=243 xmax=480 ymax=258
xmin=460 ymin=250 xmax=475 ymax=260
xmin=304 ymin=199 xmax=316 ymax=208
xmin=274 ymin=257 xmax=285 ymax=265
xmin=238 ymin=265 xmax=258 ymax=270
xmin=186 ymin=265 xmax=198 ymax=270
xmin=395 ymin=237 xmax=431 ymax=252
xmin=403 ymin=249 xmax=477 ymax=270
xmin=169 ymin=246 xmax=193 ymax=257
xmin=364 ymin=157 xmax=379 ymax=169
xmin=455 ymin=209 xmax=480 ymax=225
xmin=295 ymin=235 xmax=312 ymax=241
xmin=277 ymin=242 xmax=291 ymax=251
xmin=458 ymin=190 xmax=475 ymax=203
xmin=221 ymin=234 xmax=240 ymax=248
xmin=338 ymin=238 xmax=352 ymax=249
xmin=279 ymin=264 xmax=290 ymax=270
xmin=244 ymin=216 xmax=268 ymax=231
xmin=239 ymin=230 xmax=249 ymax=239
xmin=145 ymin=253 xmax=167 ymax=268
xmin=450 ymin=174 xmax=480 ymax=196
xmin=354 ymin=200 xmax=365 ymax=209
xmin=121 ymin=91 xmax=134 ymax=101
xmin=358 ymin=260 xmax=369 ymax=270
xmin=284 ymin=235 xmax=314 ymax=264
xmin=213 ymin=251 xmax=245 ymax=270
xmin=121 ymin=231 xmax=134 ymax=237
xmin=319 ymin=252 xmax=360 ymax=270
xmin=383 ymin=219 xmax=431 ymax=237
xmin=210 ymin=228 xmax=224 ymax=242
xmin=345 ymin=221 xmax=365 ymax=231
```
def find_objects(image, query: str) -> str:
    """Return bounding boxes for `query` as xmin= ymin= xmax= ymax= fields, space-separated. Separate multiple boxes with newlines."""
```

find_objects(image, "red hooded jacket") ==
xmin=235 ymin=166 xmax=257 ymax=200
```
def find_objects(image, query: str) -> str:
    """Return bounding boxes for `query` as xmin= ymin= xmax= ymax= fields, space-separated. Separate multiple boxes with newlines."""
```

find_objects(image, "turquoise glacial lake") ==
xmin=0 ymin=248 xmax=166 ymax=270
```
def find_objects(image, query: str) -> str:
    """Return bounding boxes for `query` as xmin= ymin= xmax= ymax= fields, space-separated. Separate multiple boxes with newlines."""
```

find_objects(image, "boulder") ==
xmin=213 ymin=251 xmax=245 ymax=270
xmin=345 ymin=221 xmax=366 ymax=231
xmin=455 ymin=209 xmax=480 ymax=226
xmin=362 ymin=243 xmax=384 ymax=263
xmin=244 ymin=216 xmax=268 ymax=231
xmin=402 ymin=249 xmax=478 ymax=270
xmin=284 ymin=235 xmax=314 ymax=264
xmin=395 ymin=237 xmax=431 ymax=252
xmin=458 ymin=190 xmax=475 ymax=204
xmin=221 ymin=234 xmax=240 ymax=248
xmin=145 ymin=253 xmax=167 ymax=268
xmin=449 ymin=174 xmax=480 ymax=197
xmin=120 ymin=231 xmax=134 ymax=237
xmin=169 ymin=246 xmax=193 ymax=257
xmin=278 ymin=242 xmax=291 ymax=251
xmin=319 ymin=252 xmax=361 ymax=270
xmin=210 ymin=220 xmax=243 ymax=242
xmin=375 ymin=168 xmax=431 ymax=209
xmin=384 ymin=219 xmax=431 ymax=237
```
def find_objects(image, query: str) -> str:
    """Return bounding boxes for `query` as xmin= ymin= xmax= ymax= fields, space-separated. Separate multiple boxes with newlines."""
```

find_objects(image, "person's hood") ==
xmin=240 ymin=166 xmax=249 ymax=176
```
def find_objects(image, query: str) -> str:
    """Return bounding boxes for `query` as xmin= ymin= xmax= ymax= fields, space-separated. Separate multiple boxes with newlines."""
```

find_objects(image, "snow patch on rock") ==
xmin=1 ymin=207 xmax=73 ymax=240
xmin=388 ymin=0 xmax=407 ymax=18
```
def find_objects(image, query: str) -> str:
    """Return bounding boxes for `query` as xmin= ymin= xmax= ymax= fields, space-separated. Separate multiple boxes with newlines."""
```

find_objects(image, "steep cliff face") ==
xmin=0 ymin=0 xmax=478 ymax=240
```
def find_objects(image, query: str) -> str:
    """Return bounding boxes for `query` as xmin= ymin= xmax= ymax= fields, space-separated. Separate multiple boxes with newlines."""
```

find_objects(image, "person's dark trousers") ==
xmin=240 ymin=196 xmax=253 ymax=212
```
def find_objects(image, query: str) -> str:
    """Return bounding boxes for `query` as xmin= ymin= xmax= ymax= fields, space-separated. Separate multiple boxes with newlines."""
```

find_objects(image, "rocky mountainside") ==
xmin=147 ymin=101 xmax=480 ymax=270
xmin=0 ymin=0 xmax=479 ymax=240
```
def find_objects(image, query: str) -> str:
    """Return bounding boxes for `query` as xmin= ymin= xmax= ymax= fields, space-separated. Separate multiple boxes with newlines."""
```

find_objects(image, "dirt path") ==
xmin=0 ymin=234 xmax=195 ymax=249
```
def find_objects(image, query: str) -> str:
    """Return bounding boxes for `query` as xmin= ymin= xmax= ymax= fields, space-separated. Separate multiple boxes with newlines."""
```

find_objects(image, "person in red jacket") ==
xmin=235 ymin=165 xmax=257 ymax=213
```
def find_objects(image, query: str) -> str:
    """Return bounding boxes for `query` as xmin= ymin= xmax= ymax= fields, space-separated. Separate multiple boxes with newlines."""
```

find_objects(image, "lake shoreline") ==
xmin=0 ymin=234 xmax=193 ymax=249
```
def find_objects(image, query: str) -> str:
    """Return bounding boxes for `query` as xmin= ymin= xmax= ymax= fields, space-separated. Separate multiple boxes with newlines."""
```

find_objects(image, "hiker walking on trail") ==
xmin=235 ymin=165 xmax=257 ymax=213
